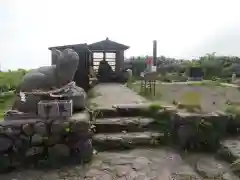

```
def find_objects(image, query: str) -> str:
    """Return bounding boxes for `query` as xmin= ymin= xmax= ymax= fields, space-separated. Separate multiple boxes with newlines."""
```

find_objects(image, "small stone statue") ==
xmin=8 ymin=48 xmax=87 ymax=117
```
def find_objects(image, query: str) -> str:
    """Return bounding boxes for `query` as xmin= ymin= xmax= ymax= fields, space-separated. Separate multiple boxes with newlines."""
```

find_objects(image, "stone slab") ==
xmin=93 ymin=131 xmax=164 ymax=150
xmin=93 ymin=117 xmax=156 ymax=133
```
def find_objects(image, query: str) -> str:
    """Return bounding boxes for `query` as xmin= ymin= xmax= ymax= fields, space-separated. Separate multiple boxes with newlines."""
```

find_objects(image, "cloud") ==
xmin=0 ymin=0 xmax=240 ymax=70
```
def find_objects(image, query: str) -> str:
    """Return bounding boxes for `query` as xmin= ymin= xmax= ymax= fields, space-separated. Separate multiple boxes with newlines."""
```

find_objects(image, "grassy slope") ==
xmin=128 ymin=80 xmax=240 ymax=113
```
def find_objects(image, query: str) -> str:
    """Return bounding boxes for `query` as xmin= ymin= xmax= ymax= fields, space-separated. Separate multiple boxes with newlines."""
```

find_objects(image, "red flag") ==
xmin=146 ymin=57 xmax=152 ymax=64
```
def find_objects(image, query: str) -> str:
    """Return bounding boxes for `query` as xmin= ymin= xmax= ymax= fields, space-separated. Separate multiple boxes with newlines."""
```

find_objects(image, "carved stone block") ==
xmin=58 ymin=100 xmax=73 ymax=118
xmin=37 ymin=100 xmax=72 ymax=119
xmin=38 ymin=100 xmax=59 ymax=119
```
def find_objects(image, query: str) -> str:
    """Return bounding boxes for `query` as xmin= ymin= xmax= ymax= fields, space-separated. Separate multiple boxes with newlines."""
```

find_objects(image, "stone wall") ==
xmin=0 ymin=111 xmax=93 ymax=172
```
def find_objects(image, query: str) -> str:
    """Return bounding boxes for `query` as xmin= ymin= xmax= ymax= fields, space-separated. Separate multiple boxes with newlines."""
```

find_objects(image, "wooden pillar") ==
xmin=115 ymin=50 xmax=124 ymax=73
xmin=51 ymin=51 xmax=57 ymax=65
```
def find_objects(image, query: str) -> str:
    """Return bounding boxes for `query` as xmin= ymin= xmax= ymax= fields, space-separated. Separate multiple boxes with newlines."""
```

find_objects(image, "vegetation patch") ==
xmin=225 ymin=105 xmax=240 ymax=115
xmin=178 ymin=92 xmax=202 ymax=112
xmin=0 ymin=91 xmax=15 ymax=119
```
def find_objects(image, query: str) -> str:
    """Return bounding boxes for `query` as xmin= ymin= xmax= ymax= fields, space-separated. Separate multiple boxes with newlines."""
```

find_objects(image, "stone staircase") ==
xmin=90 ymin=104 xmax=170 ymax=151
xmin=92 ymin=111 xmax=166 ymax=151
xmin=86 ymin=103 xmax=240 ymax=179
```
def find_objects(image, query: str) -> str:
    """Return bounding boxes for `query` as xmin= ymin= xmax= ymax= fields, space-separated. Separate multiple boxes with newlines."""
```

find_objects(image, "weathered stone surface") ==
xmin=85 ymin=149 xmax=201 ymax=180
xmin=37 ymin=100 xmax=60 ymax=119
xmin=219 ymin=138 xmax=240 ymax=163
xmin=195 ymin=158 xmax=238 ymax=179
xmin=33 ymin=122 xmax=47 ymax=136
xmin=94 ymin=117 xmax=155 ymax=133
xmin=50 ymin=120 xmax=68 ymax=134
xmin=48 ymin=144 xmax=70 ymax=158
xmin=45 ymin=135 xmax=61 ymax=146
xmin=177 ymin=124 xmax=197 ymax=149
xmin=173 ymin=111 xmax=228 ymax=125
xmin=0 ymin=111 xmax=92 ymax=173
xmin=4 ymin=110 xmax=38 ymax=121
xmin=10 ymin=48 xmax=87 ymax=114
xmin=0 ymin=148 xmax=237 ymax=180
xmin=31 ymin=134 xmax=44 ymax=146
xmin=0 ymin=154 xmax=11 ymax=172
xmin=25 ymin=147 xmax=44 ymax=157
xmin=68 ymin=85 xmax=87 ymax=110
xmin=69 ymin=112 xmax=90 ymax=133
xmin=38 ymin=100 xmax=74 ymax=119
xmin=0 ymin=135 xmax=13 ymax=152
xmin=72 ymin=139 xmax=93 ymax=163
xmin=22 ymin=123 xmax=33 ymax=136
xmin=93 ymin=132 xmax=164 ymax=150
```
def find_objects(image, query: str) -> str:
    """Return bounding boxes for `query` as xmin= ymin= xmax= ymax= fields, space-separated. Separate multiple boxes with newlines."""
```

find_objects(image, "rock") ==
xmin=50 ymin=120 xmax=65 ymax=134
xmin=68 ymin=85 xmax=87 ymax=110
xmin=115 ymin=165 xmax=133 ymax=177
xmin=85 ymin=169 xmax=106 ymax=178
xmin=132 ymin=157 xmax=151 ymax=170
xmin=34 ymin=122 xmax=47 ymax=136
xmin=31 ymin=134 xmax=44 ymax=146
xmin=177 ymin=124 xmax=197 ymax=150
xmin=49 ymin=144 xmax=70 ymax=158
xmin=0 ymin=135 xmax=13 ymax=152
xmin=195 ymin=158 xmax=237 ymax=180
xmin=70 ymin=112 xmax=90 ymax=133
xmin=25 ymin=147 xmax=44 ymax=157
xmin=22 ymin=123 xmax=34 ymax=136
xmin=16 ymin=134 xmax=30 ymax=149
xmin=45 ymin=135 xmax=61 ymax=146
xmin=0 ymin=154 xmax=11 ymax=172
xmin=72 ymin=139 xmax=93 ymax=163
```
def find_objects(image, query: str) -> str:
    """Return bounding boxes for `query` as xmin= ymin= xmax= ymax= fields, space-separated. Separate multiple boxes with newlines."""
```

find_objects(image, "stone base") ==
xmin=171 ymin=112 xmax=229 ymax=151
xmin=0 ymin=111 xmax=93 ymax=171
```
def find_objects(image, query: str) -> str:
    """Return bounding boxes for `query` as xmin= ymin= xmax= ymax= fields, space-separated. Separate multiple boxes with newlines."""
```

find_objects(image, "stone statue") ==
xmin=7 ymin=48 xmax=87 ymax=117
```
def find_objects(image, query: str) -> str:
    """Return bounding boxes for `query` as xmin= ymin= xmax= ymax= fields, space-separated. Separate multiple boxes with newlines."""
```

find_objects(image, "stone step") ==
xmin=218 ymin=137 xmax=240 ymax=175
xmin=92 ymin=131 xmax=165 ymax=151
xmin=90 ymin=103 xmax=177 ymax=118
xmin=93 ymin=117 xmax=159 ymax=133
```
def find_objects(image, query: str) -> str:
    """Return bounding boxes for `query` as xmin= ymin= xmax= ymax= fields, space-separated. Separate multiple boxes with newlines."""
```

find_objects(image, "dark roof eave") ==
xmin=48 ymin=43 xmax=92 ymax=52
xmin=88 ymin=39 xmax=130 ymax=51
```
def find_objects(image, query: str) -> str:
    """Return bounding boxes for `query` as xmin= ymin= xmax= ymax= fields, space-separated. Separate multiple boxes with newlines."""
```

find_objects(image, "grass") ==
xmin=179 ymin=91 xmax=201 ymax=105
xmin=177 ymin=92 xmax=202 ymax=112
xmin=0 ymin=91 xmax=15 ymax=119
xmin=225 ymin=105 xmax=240 ymax=115
xmin=129 ymin=82 xmax=162 ymax=100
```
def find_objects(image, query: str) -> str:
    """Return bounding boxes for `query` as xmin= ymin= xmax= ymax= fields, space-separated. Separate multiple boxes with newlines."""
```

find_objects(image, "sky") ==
xmin=0 ymin=0 xmax=240 ymax=70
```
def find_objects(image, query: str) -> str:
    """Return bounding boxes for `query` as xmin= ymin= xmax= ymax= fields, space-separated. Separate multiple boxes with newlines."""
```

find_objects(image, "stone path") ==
xmin=90 ymin=83 xmax=148 ymax=108
xmin=1 ymin=83 xmax=240 ymax=179
xmin=1 ymin=148 xmax=238 ymax=180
